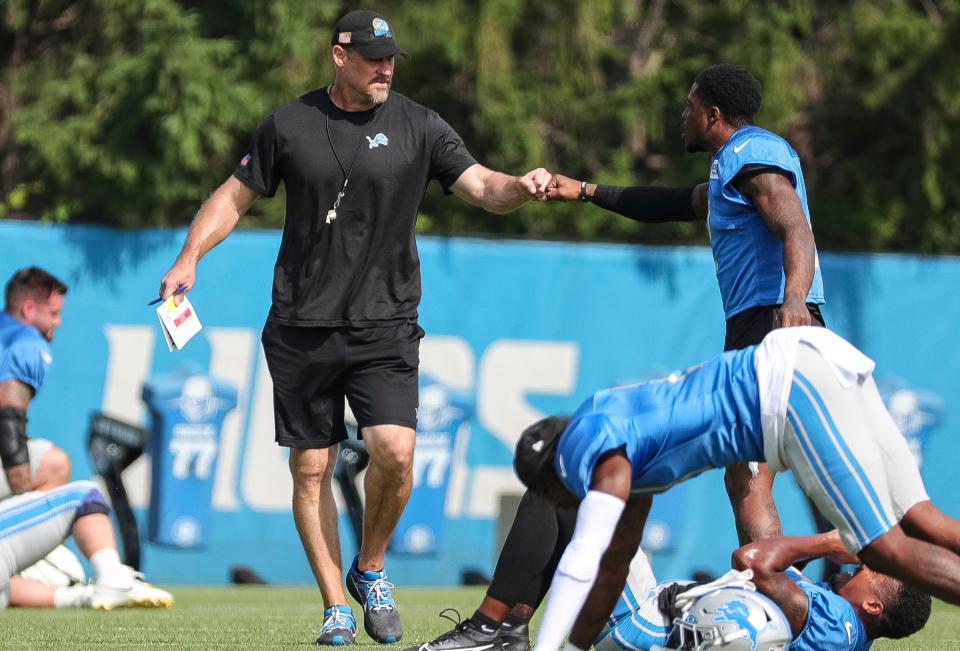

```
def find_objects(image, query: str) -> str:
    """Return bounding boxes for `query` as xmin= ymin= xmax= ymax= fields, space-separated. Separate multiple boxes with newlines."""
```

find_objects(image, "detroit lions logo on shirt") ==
xmin=367 ymin=133 xmax=389 ymax=149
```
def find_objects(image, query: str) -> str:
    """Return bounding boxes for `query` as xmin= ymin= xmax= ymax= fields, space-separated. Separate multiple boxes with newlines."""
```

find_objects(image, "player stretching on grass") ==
xmin=1 ymin=480 xmax=172 ymax=609
xmin=405 ymin=503 xmax=929 ymax=651
xmin=594 ymin=530 xmax=929 ymax=651
xmin=513 ymin=326 xmax=956 ymax=651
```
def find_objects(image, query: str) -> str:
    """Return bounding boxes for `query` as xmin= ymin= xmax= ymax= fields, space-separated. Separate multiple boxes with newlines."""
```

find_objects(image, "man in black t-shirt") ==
xmin=158 ymin=9 xmax=550 ymax=648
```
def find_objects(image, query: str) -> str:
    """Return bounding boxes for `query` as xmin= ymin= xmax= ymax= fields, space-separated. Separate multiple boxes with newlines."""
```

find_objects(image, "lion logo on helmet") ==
xmin=712 ymin=600 xmax=760 ymax=650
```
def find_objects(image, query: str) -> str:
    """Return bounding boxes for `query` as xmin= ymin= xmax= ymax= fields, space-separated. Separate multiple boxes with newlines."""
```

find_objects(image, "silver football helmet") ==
xmin=663 ymin=587 xmax=792 ymax=651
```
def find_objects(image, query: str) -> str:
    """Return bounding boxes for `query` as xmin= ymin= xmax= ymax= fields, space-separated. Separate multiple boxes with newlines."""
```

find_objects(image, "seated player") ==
xmin=514 ymin=327 xmax=955 ymax=651
xmin=596 ymin=530 xmax=929 ymax=651
xmin=1 ymin=480 xmax=173 ymax=609
xmin=1 ymin=267 xmax=73 ymax=497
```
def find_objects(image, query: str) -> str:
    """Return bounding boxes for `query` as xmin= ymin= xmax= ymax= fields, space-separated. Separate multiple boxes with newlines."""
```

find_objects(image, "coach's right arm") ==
xmin=159 ymin=177 xmax=259 ymax=301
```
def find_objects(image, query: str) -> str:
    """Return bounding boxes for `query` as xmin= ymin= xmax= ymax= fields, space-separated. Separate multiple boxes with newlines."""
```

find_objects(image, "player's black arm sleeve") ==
xmin=591 ymin=185 xmax=699 ymax=223
xmin=0 ymin=408 xmax=29 ymax=468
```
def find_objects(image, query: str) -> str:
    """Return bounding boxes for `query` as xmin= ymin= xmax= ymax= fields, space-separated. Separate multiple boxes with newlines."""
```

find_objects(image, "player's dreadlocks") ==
xmin=693 ymin=64 xmax=762 ymax=127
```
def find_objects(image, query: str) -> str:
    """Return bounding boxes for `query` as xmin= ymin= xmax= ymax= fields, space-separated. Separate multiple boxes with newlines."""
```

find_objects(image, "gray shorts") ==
xmin=0 ymin=480 xmax=99 ymax=608
xmin=781 ymin=343 xmax=928 ymax=553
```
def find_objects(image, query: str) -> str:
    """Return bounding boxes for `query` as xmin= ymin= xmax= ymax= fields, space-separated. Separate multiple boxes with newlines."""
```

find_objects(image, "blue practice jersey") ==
xmin=597 ymin=569 xmax=869 ymax=651
xmin=0 ymin=312 xmax=51 ymax=392
xmin=785 ymin=567 xmax=871 ymax=651
xmin=708 ymin=125 xmax=825 ymax=319
xmin=556 ymin=346 xmax=764 ymax=499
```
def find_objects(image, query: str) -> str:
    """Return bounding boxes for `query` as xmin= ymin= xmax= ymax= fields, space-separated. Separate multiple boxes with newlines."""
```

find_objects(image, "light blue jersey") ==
xmin=785 ymin=567 xmax=871 ymax=651
xmin=708 ymin=125 xmax=825 ymax=319
xmin=597 ymin=568 xmax=870 ymax=651
xmin=0 ymin=312 xmax=51 ymax=392
xmin=556 ymin=346 xmax=764 ymax=499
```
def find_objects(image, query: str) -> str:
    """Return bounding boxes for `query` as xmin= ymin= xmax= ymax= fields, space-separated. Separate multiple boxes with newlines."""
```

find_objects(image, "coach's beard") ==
xmin=369 ymin=79 xmax=391 ymax=105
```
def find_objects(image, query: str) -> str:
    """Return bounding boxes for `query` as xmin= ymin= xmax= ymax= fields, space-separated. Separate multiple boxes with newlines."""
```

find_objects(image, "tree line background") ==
xmin=3 ymin=0 xmax=959 ymax=253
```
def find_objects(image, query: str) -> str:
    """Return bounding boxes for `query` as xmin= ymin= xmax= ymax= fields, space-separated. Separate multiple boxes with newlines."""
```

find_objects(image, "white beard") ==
xmin=369 ymin=87 xmax=390 ymax=105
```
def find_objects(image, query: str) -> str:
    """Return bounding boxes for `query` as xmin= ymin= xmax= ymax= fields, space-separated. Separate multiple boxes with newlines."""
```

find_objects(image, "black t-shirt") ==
xmin=233 ymin=87 xmax=477 ymax=326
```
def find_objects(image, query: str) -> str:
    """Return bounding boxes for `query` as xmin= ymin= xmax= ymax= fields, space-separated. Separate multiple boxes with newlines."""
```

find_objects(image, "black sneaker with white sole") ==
xmin=402 ymin=611 xmax=500 ymax=651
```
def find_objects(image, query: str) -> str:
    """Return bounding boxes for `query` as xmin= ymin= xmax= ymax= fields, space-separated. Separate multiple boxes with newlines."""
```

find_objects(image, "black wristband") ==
xmin=579 ymin=181 xmax=589 ymax=202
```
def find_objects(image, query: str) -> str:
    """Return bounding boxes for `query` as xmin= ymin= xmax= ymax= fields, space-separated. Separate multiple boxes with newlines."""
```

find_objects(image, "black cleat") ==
xmin=497 ymin=621 xmax=530 ymax=651
xmin=403 ymin=610 xmax=500 ymax=651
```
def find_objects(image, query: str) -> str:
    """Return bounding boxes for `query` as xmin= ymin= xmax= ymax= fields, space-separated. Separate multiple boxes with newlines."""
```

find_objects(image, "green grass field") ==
xmin=2 ymin=586 xmax=960 ymax=650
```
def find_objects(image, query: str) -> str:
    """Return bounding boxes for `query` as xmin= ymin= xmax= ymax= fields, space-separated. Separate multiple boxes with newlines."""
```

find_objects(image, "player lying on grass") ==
xmin=514 ymin=326 xmax=953 ymax=651
xmin=1 ymin=480 xmax=173 ymax=609
xmin=404 ymin=489 xmax=928 ymax=651
xmin=595 ymin=530 xmax=929 ymax=651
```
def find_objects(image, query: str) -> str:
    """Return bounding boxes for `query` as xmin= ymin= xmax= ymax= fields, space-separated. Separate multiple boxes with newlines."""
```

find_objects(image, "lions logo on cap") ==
xmin=372 ymin=17 xmax=392 ymax=37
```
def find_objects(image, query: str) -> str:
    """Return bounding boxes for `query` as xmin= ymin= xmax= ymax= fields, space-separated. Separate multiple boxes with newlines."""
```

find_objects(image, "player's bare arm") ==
xmin=0 ymin=378 xmax=35 ymax=494
xmin=732 ymin=531 xmax=856 ymax=635
xmin=451 ymin=163 xmax=551 ymax=214
xmin=159 ymin=177 xmax=260 ymax=300
xmin=733 ymin=170 xmax=816 ymax=327
xmin=726 ymin=460 xmax=783 ymax=545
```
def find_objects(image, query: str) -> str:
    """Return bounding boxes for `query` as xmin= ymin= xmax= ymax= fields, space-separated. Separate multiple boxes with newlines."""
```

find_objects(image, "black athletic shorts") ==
xmin=723 ymin=303 xmax=826 ymax=351
xmin=261 ymin=319 xmax=424 ymax=449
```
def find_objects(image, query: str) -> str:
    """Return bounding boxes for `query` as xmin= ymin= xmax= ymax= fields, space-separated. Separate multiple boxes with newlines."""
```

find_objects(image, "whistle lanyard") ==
xmin=324 ymin=91 xmax=373 ymax=224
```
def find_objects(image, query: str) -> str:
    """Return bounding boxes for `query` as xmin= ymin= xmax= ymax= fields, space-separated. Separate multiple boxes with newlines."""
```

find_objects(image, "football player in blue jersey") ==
xmin=0 ymin=267 xmax=71 ymax=497
xmin=401 ymin=495 xmax=928 ymax=651
xmin=545 ymin=63 xmax=826 ymax=552
xmin=595 ymin=530 xmax=929 ymax=651
xmin=514 ymin=327 xmax=960 ymax=651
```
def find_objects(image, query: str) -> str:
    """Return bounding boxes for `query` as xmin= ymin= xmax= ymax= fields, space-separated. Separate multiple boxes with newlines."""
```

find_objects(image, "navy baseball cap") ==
xmin=514 ymin=416 xmax=570 ymax=488
xmin=331 ymin=9 xmax=409 ymax=59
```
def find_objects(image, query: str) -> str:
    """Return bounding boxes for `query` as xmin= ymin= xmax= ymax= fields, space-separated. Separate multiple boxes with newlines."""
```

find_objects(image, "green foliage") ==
xmin=3 ymin=0 xmax=960 ymax=251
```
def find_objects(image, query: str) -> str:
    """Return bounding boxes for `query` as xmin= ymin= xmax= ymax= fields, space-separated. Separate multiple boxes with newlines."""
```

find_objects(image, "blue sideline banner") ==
xmin=2 ymin=220 xmax=958 ymax=584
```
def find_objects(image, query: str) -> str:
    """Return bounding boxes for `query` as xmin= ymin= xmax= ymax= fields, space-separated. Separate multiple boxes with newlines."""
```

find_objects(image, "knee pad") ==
xmin=0 ymin=408 xmax=29 ymax=469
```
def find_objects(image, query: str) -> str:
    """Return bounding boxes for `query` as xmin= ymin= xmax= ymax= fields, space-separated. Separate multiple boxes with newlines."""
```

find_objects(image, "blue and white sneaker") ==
xmin=346 ymin=555 xmax=403 ymax=644
xmin=317 ymin=604 xmax=357 ymax=646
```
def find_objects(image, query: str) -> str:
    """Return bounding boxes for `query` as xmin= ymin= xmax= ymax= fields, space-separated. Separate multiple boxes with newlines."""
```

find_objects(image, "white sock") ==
xmin=54 ymin=584 xmax=93 ymax=608
xmin=89 ymin=548 xmax=125 ymax=584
